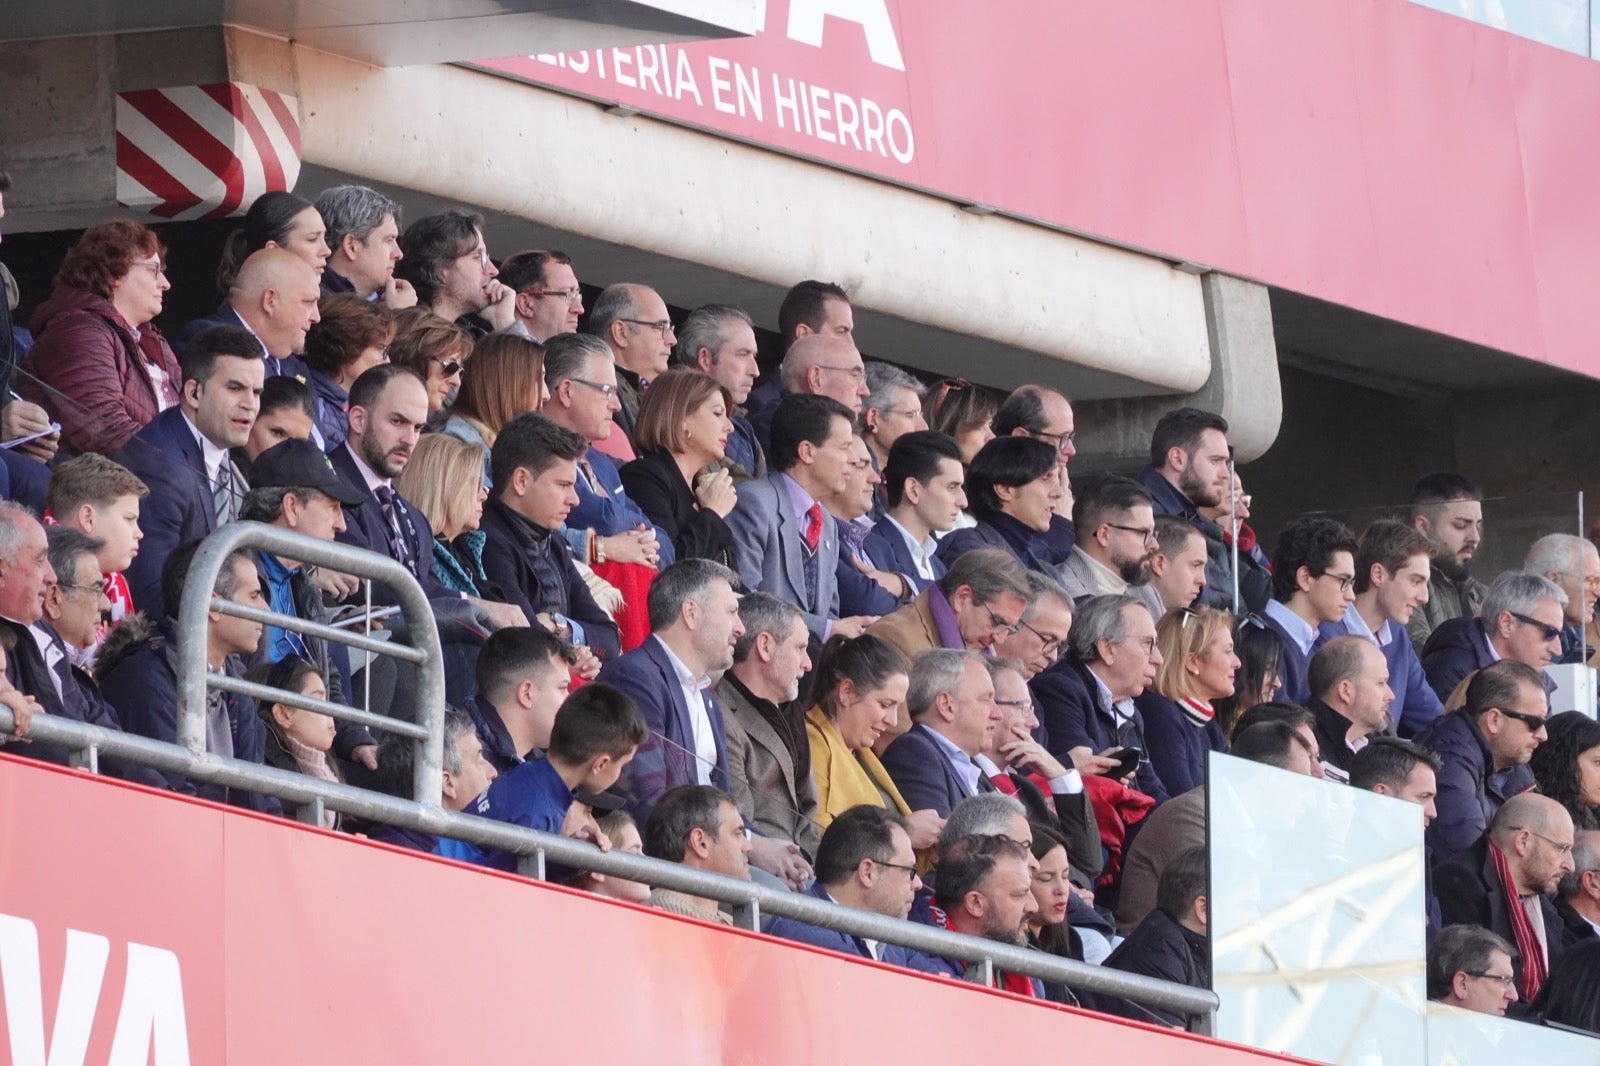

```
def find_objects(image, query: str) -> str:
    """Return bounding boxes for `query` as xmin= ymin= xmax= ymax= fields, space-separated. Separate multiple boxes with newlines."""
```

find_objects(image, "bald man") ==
xmin=1435 ymin=791 xmax=1575 ymax=1005
xmin=177 ymin=247 xmax=323 ymax=379
xmin=779 ymin=335 xmax=869 ymax=414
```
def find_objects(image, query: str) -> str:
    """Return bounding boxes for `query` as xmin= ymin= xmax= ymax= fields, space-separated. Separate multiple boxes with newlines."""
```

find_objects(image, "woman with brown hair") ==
xmin=619 ymin=368 xmax=739 ymax=567
xmin=22 ymin=220 xmax=183 ymax=454
xmin=394 ymin=433 xmax=492 ymax=597
xmin=300 ymin=293 xmax=394 ymax=449
xmin=922 ymin=377 xmax=1000 ymax=465
xmin=440 ymin=332 xmax=548 ymax=486
xmin=386 ymin=308 xmax=473 ymax=414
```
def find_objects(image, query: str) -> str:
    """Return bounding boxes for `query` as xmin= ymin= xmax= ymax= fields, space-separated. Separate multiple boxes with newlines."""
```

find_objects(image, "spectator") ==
xmin=993 ymin=571 xmax=1076 ymax=681
xmin=1215 ymin=620 xmax=1284 ymax=738
xmin=387 ymin=311 xmax=473 ymax=415
xmin=1197 ymin=471 xmax=1272 ymax=608
xmin=97 ymin=543 xmax=280 ymax=814
xmin=0 ymin=630 xmax=42 ymax=744
xmin=1406 ymin=473 xmax=1486 ymax=654
xmin=1351 ymin=736 xmax=1444 ymax=930
xmin=827 ymin=435 xmax=906 ymax=616
xmin=567 ymin=809 xmax=651 ymax=904
xmin=587 ymin=283 xmax=677 ymax=447
xmin=1138 ymin=408 xmax=1261 ymax=611
xmin=299 ymin=293 xmax=394 ymax=449
xmin=213 ymin=190 xmax=330 ymax=292
xmin=1148 ymin=515 xmax=1209 ymax=614
xmin=1435 ymin=792 xmax=1574 ymax=1004
xmin=1417 ymin=660 xmax=1548 ymax=855
xmin=803 ymin=635 xmax=943 ymax=849
xmin=744 ymin=280 xmax=854 ymax=450
xmin=727 ymin=393 xmax=867 ymax=641
xmin=1529 ymin=711 xmax=1600 ymax=831
xmin=923 ymin=377 xmax=999 ymax=466
xmin=1026 ymin=821 xmax=1117 ymax=983
xmin=777 ymin=335 xmax=870 ymax=417
xmin=1056 ymin=473 xmax=1165 ymax=620
xmin=397 ymin=210 xmax=514 ymax=333
xmin=45 ymin=453 xmax=148 ymax=643
xmin=1258 ymin=516 xmax=1359 ymax=704
xmin=0 ymin=519 xmax=162 ymax=787
xmin=473 ymin=682 xmax=646 ymax=865
xmin=1554 ymin=830 xmax=1600 ymax=943
xmin=937 ymin=436 xmax=1063 ymax=576
xmin=860 ymin=362 xmax=927 ymax=475
xmin=620 ymin=368 xmax=739 ymax=567
xmin=864 ymin=430 xmax=966 ymax=593
xmin=1098 ymin=845 xmax=1210 ymax=1029
xmin=467 ymin=626 xmax=575 ymax=773
xmin=933 ymin=833 xmax=1041 ymax=996
xmin=1030 ymin=594 xmax=1168 ymax=801
xmin=541 ymin=333 xmax=669 ymax=569
xmin=1305 ymin=636 xmax=1393 ymax=783
xmin=1117 ymin=716 xmax=1319 ymax=935
xmin=364 ymin=709 xmax=498 ymax=859
xmin=177 ymin=248 xmax=321 ymax=382
xmin=1421 ymin=571 xmax=1565 ymax=705
xmin=881 ymin=649 xmax=1002 ymax=817
xmin=1136 ymin=605 xmax=1235 ymax=796
xmin=479 ymin=412 xmax=618 ymax=662
xmin=672 ymin=304 xmax=765 ymax=479
xmin=239 ymin=376 xmax=315 ymax=470
xmin=117 ymin=325 xmax=263 ymax=618
xmin=1318 ymin=520 xmax=1442 ymax=737
xmin=1524 ymin=533 xmax=1600 ymax=666
xmin=438 ymin=332 xmax=547 ymax=486
xmin=1532 ymin=939 xmax=1600 ymax=1034
xmin=642 ymin=784 xmax=751 ymax=925
xmin=314 ymin=184 xmax=414 ymax=305
xmin=715 ymin=593 xmax=819 ymax=859
xmin=394 ymin=434 xmax=490 ymax=597
xmin=497 ymin=249 xmax=582 ymax=343
xmin=22 ymin=219 xmax=182 ymax=455
xmin=1427 ymin=925 xmax=1519 ymax=1017
xmin=248 ymin=656 xmax=341 ymax=828
xmin=0 ymin=170 xmax=61 ymax=484
xmin=991 ymin=384 xmax=1078 ymax=560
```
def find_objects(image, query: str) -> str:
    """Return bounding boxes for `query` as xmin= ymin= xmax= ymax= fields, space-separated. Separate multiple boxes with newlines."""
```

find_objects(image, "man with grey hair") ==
xmin=1555 ymin=828 xmax=1600 ymax=943
xmin=587 ymin=283 xmax=676 ymax=445
xmin=860 ymin=362 xmax=927 ymax=476
xmin=880 ymin=648 xmax=1002 ymax=817
xmin=1525 ymin=533 xmax=1600 ymax=666
xmin=1422 ymin=570 xmax=1566 ymax=703
xmin=365 ymin=708 xmax=498 ymax=859
xmin=715 ymin=592 xmax=819 ymax=860
xmin=777 ymin=334 xmax=870 ymax=416
xmin=1031 ymin=594 xmax=1168 ymax=799
xmin=672 ymin=304 xmax=765 ymax=478
xmin=313 ymin=184 xmax=415 ymax=306
xmin=1427 ymin=925 xmax=1519 ymax=1016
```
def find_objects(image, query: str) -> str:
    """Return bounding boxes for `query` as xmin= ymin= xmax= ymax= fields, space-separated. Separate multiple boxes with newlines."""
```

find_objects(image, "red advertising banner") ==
xmin=474 ymin=0 xmax=1600 ymax=380
xmin=0 ymin=756 xmax=1310 ymax=1065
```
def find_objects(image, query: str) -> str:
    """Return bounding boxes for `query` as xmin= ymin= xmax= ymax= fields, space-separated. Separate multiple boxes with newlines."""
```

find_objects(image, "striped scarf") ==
xmin=1178 ymin=696 xmax=1216 ymax=727
xmin=1488 ymin=841 xmax=1547 ymax=1001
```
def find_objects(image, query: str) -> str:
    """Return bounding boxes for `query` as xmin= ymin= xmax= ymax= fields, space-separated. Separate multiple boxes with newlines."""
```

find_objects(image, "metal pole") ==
xmin=1228 ymin=457 xmax=1240 ymax=614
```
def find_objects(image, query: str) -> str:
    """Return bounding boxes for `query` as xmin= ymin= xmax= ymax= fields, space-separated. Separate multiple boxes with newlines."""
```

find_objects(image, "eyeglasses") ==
xmin=1525 ymin=829 xmax=1575 ymax=856
xmin=1108 ymin=523 xmax=1157 ymax=545
xmin=525 ymin=287 xmax=582 ymax=304
xmin=1494 ymin=707 xmax=1549 ymax=733
xmin=1016 ymin=619 xmax=1063 ymax=656
xmin=994 ymin=698 xmax=1032 ymax=709
xmin=1464 ymin=971 xmax=1516 ymax=989
xmin=569 ymin=378 xmax=618 ymax=398
xmin=129 ymin=260 xmax=166 ymax=278
xmin=1509 ymin=611 xmax=1562 ymax=643
xmin=881 ymin=406 xmax=922 ymax=420
xmin=1033 ymin=429 xmax=1077 ymax=455
xmin=456 ymin=246 xmax=491 ymax=267
xmin=621 ymin=318 xmax=674 ymax=339
xmin=57 ymin=581 xmax=108 ymax=599
xmin=817 ymin=364 xmax=866 ymax=382
xmin=1583 ymin=575 xmax=1600 ymax=592
xmin=980 ymin=601 xmax=1022 ymax=638
xmin=426 ymin=357 xmax=463 ymax=378
xmin=870 ymin=857 xmax=920 ymax=878
xmin=1318 ymin=571 xmax=1357 ymax=593
xmin=1119 ymin=636 xmax=1158 ymax=655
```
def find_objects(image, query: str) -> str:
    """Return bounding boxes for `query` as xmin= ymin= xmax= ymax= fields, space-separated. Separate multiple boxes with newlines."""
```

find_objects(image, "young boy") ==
xmin=45 ymin=454 xmax=149 ymax=657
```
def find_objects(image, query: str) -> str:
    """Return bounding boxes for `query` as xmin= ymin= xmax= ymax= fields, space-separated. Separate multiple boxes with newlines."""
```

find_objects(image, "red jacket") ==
xmin=22 ymin=286 xmax=181 ymax=455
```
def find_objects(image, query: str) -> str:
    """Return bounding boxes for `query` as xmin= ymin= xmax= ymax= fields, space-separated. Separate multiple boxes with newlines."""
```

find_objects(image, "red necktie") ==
xmin=803 ymin=502 xmax=823 ymax=552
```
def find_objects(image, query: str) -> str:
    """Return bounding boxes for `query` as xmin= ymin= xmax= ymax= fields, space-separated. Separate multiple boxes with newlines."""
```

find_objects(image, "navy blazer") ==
xmin=935 ymin=512 xmax=1059 ymax=576
xmin=864 ymin=516 xmax=945 ymax=593
xmin=761 ymin=881 xmax=949 ymax=973
xmin=328 ymin=442 xmax=451 ymax=605
xmin=1135 ymin=691 xmax=1227 ymax=797
xmin=1420 ymin=616 xmax=1496 ymax=703
xmin=596 ymin=637 xmax=730 ymax=819
xmin=175 ymin=302 xmax=311 ymax=380
xmin=117 ymin=408 xmax=229 ymax=618
xmin=1030 ymin=657 xmax=1168 ymax=803
xmin=880 ymin=722 xmax=991 ymax=818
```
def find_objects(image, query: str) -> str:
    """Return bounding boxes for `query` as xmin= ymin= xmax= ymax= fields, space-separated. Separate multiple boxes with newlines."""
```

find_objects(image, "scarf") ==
xmin=1178 ymin=696 xmax=1216 ymax=726
xmin=1488 ymin=841 xmax=1547 ymax=1001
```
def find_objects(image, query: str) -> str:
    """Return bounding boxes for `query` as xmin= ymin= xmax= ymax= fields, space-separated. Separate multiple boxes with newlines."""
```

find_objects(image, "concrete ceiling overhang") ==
xmin=0 ymin=0 xmax=761 ymax=67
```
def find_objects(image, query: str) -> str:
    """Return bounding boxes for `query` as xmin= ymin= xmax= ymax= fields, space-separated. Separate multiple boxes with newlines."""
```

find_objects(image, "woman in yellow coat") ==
xmin=805 ymin=635 xmax=946 ymax=853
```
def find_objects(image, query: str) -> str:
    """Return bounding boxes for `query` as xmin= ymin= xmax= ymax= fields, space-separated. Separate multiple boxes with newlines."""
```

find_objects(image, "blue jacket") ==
xmin=472 ymin=757 xmax=575 ymax=870
xmin=724 ymin=414 xmax=766 ymax=481
xmin=1420 ymin=616 xmax=1495 ymax=703
xmin=596 ymin=637 xmax=729 ymax=820
xmin=569 ymin=445 xmax=674 ymax=566
xmin=1251 ymin=608 xmax=1313 ymax=706
xmin=880 ymin=722 xmax=990 ymax=817
xmin=1414 ymin=707 xmax=1536 ymax=855
xmin=935 ymin=511 xmax=1059 ymax=577
xmin=743 ymin=378 xmax=783 ymax=456
xmin=478 ymin=496 xmax=620 ymax=659
xmin=834 ymin=517 xmax=902 ymax=617
xmin=761 ymin=881 xmax=950 ymax=974
xmin=1134 ymin=692 xmax=1227 ymax=797
xmin=1318 ymin=611 xmax=1443 ymax=737
xmin=864 ymin=516 xmax=945 ymax=593
xmin=467 ymin=692 xmax=526 ymax=775
xmin=304 ymin=369 xmax=350 ymax=451
xmin=175 ymin=302 xmax=312 ymax=381
xmin=116 ymin=408 xmax=225 ymax=618
xmin=1029 ymin=657 xmax=1168 ymax=803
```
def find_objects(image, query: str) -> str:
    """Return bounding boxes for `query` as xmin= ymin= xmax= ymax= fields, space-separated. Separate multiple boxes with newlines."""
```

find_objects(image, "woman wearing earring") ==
xmin=1136 ymin=606 xmax=1238 ymax=795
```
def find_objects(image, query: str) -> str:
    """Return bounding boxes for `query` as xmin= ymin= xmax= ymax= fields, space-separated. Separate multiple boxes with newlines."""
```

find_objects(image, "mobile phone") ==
xmin=1108 ymin=747 xmax=1142 ymax=778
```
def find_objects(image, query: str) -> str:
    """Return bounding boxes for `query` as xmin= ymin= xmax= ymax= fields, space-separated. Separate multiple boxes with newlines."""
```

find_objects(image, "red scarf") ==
xmin=1488 ymin=841 xmax=1547 ymax=1001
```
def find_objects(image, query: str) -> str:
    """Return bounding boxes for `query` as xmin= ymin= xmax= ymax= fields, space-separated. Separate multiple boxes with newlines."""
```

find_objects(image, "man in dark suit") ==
xmin=726 ymin=393 xmax=870 ymax=642
xmin=1421 ymin=571 xmax=1565 ymax=704
xmin=117 ymin=325 xmax=264 ymax=618
xmin=881 ymin=648 xmax=1002 ymax=818
xmin=174 ymin=248 xmax=321 ymax=378
xmin=865 ymin=430 xmax=966 ymax=593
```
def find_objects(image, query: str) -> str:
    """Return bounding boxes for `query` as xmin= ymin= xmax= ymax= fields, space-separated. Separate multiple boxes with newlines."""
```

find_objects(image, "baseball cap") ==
xmin=250 ymin=439 xmax=367 ymax=506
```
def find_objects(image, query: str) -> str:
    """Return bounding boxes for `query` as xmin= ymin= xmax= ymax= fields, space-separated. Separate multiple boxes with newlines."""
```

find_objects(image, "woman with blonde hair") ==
xmin=440 ymin=332 xmax=548 ymax=486
xmin=1134 ymin=606 xmax=1237 ymax=795
xmin=387 ymin=308 xmax=473 ymax=414
xmin=395 ymin=433 xmax=490 ymax=596
xmin=619 ymin=368 xmax=739 ymax=567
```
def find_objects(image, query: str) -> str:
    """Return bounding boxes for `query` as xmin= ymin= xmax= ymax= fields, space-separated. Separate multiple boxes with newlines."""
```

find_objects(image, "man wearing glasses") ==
xmin=1427 ymin=925 xmax=1520 ymax=1017
xmin=496 ymin=249 xmax=583 ymax=343
xmin=1257 ymin=516 xmax=1360 ymax=705
xmin=587 ymin=283 xmax=677 ymax=449
xmin=396 ymin=210 xmax=516 ymax=335
xmin=1420 ymin=571 xmax=1566 ymax=705
xmin=1524 ymin=533 xmax=1600 ymax=667
xmin=1418 ymin=660 xmax=1550 ymax=855
xmin=1056 ymin=472 xmax=1165 ymax=622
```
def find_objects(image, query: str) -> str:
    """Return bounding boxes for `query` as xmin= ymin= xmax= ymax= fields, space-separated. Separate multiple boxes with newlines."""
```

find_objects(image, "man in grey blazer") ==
xmin=726 ymin=393 xmax=878 ymax=640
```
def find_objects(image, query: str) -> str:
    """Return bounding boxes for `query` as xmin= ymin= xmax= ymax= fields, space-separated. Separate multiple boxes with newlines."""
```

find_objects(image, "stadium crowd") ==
xmin=2 ymin=175 xmax=1600 ymax=1035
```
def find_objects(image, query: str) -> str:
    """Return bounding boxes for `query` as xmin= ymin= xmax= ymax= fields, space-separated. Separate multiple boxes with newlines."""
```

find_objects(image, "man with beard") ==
xmin=1406 ymin=473 xmax=1486 ymax=654
xmin=934 ymin=833 xmax=1042 ymax=996
xmin=1057 ymin=473 xmax=1165 ymax=621
xmin=1139 ymin=408 xmax=1269 ymax=612
xmin=396 ymin=210 xmax=515 ymax=335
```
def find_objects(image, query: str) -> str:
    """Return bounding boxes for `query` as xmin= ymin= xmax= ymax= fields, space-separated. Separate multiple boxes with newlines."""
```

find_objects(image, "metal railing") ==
xmin=2 ymin=524 xmax=1219 ymax=1032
